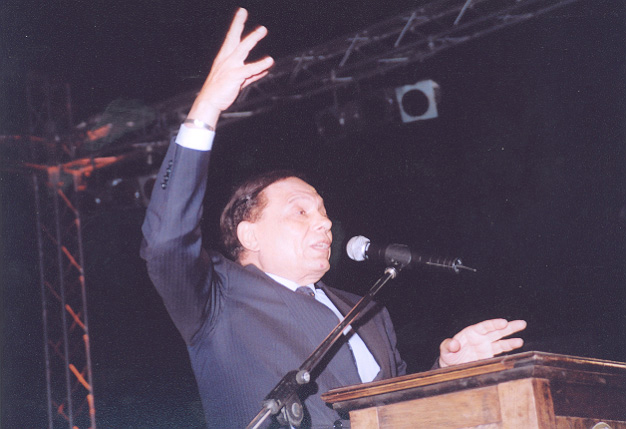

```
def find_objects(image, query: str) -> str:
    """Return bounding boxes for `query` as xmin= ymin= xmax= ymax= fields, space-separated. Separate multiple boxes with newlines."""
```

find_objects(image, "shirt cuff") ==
xmin=174 ymin=123 xmax=215 ymax=151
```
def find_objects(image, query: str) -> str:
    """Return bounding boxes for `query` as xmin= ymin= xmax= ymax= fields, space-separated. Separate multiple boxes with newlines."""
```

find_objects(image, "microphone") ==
xmin=346 ymin=235 xmax=477 ymax=273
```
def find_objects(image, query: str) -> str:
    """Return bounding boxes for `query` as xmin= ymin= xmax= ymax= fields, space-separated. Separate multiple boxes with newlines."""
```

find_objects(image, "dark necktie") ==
xmin=296 ymin=286 xmax=315 ymax=298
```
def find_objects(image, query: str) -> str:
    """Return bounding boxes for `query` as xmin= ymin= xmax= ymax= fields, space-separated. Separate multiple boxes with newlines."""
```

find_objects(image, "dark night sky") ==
xmin=1 ymin=0 xmax=625 ymax=428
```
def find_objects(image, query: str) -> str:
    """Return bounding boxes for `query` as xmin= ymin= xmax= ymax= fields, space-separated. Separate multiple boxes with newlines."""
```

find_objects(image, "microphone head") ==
xmin=346 ymin=235 xmax=370 ymax=261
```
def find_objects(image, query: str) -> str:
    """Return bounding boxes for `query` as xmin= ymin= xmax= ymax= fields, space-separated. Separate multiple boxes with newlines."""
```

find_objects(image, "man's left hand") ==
xmin=438 ymin=318 xmax=527 ymax=367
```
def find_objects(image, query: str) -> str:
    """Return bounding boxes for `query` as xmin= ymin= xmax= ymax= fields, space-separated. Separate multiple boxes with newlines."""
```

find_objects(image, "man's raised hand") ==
xmin=438 ymin=318 xmax=527 ymax=368
xmin=187 ymin=8 xmax=274 ymax=128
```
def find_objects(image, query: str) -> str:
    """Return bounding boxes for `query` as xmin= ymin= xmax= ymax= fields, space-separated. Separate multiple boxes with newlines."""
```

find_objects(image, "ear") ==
xmin=237 ymin=221 xmax=259 ymax=253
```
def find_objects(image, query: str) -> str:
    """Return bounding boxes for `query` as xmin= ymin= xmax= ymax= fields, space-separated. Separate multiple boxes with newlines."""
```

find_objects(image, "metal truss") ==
xmin=23 ymin=61 xmax=96 ymax=428
xmin=33 ymin=167 xmax=96 ymax=429
xmin=153 ymin=0 xmax=582 ymax=131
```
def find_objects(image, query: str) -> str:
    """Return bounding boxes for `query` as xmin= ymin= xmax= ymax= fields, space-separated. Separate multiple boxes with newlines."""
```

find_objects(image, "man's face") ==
xmin=243 ymin=177 xmax=332 ymax=285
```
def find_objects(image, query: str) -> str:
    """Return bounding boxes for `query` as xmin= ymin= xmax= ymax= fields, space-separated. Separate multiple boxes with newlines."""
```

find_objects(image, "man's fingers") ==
xmin=440 ymin=338 xmax=460 ymax=354
xmin=222 ymin=56 xmax=272 ymax=90
xmin=439 ymin=338 xmax=451 ymax=354
xmin=471 ymin=318 xmax=507 ymax=335
xmin=507 ymin=320 xmax=527 ymax=335
xmin=471 ymin=318 xmax=526 ymax=339
xmin=492 ymin=338 xmax=524 ymax=355
xmin=242 ymin=56 xmax=274 ymax=79
xmin=242 ymin=69 xmax=270 ymax=89
xmin=219 ymin=8 xmax=248 ymax=58
xmin=233 ymin=25 xmax=269 ymax=61
xmin=488 ymin=320 xmax=527 ymax=342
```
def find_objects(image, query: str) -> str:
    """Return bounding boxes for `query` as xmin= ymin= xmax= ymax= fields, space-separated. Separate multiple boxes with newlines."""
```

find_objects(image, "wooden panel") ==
xmin=551 ymin=381 xmax=626 ymax=421
xmin=497 ymin=378 xmax=556 ymax=429
xmin=362 ymin=385 xmax=501 ymax=429
xmin=555 ymin=416 xmax=626 ymax=429
xmin=350 ymin=407 xmax=380 ymax=428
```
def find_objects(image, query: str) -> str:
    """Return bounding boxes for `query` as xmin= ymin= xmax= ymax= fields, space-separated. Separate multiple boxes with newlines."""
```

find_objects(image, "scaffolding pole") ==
xmin=33 ymin=168 xmax=96 ymax=429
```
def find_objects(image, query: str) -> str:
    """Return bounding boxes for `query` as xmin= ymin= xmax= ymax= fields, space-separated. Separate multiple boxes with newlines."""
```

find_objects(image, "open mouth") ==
xmin=311 ymin=241 xmax=331 ymax=251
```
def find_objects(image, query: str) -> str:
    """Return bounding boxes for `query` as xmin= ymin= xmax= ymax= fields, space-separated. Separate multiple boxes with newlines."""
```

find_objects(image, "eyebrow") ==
xmin=287 ymin=193 xmax=326 ymax=209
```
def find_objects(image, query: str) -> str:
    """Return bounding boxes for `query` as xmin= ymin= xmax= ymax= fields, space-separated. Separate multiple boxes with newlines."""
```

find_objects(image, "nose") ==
xmin=315 ymin=212 xmax=332 ymax=232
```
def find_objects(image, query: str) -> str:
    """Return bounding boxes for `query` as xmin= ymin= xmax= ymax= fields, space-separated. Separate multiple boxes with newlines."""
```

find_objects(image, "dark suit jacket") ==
xmin=141 ymin=141 xmax=407 ymax=428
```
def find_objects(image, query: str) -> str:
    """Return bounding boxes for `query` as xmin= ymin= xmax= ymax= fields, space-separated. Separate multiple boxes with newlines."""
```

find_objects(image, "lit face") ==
xmin=238 ymin=177 xmax=332 ymax=286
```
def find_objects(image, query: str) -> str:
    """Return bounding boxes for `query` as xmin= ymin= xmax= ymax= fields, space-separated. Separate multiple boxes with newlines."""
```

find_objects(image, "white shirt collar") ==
xmin=265 ymin=273 xmax=315 ymax=294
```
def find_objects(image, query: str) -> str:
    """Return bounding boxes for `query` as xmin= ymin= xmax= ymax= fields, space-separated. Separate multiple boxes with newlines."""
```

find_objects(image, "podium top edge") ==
xmin=321 ymin=351 xmax=626 ymax=405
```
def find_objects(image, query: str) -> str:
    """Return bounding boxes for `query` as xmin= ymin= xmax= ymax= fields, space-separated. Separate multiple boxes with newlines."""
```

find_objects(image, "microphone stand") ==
xmin=246 ymin=266 xmax=401 ymax=429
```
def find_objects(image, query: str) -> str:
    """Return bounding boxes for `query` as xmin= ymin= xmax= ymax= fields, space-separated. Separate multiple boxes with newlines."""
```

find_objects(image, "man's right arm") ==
xmin=140 ymin=8 xmax=273 ymax=343
xmin=140 ymin=132 xmax=214 ymax=344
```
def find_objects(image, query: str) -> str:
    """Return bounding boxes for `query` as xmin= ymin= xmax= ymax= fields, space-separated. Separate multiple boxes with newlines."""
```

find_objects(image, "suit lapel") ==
xmin=318 ymin=283 xmax=393 ymax=381
xmin=242 ymin=265 xmax=360 ymax=388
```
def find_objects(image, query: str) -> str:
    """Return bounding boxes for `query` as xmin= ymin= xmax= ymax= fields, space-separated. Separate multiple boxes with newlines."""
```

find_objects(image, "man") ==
xmin=141 ymin=8 xmax=526 ymax=428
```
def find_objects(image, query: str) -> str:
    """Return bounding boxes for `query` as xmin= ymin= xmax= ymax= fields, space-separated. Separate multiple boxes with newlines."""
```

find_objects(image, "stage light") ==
xmin=395 ymin=80 xmax=440 ymax=122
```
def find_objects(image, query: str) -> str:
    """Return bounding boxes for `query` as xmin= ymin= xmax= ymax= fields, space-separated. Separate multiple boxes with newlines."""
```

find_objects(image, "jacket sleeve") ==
xmin=140 ymin=140 xmax=220 ymax=345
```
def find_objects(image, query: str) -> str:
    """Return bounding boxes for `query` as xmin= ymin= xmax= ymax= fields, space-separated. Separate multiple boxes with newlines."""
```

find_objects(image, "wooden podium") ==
xmin=322 ymin=352 xmax=626 ymax=428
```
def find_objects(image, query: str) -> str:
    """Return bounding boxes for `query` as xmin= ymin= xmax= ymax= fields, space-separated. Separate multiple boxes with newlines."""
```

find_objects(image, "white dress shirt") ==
xmin=266 ymin=273 xmax=380 ymax=383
